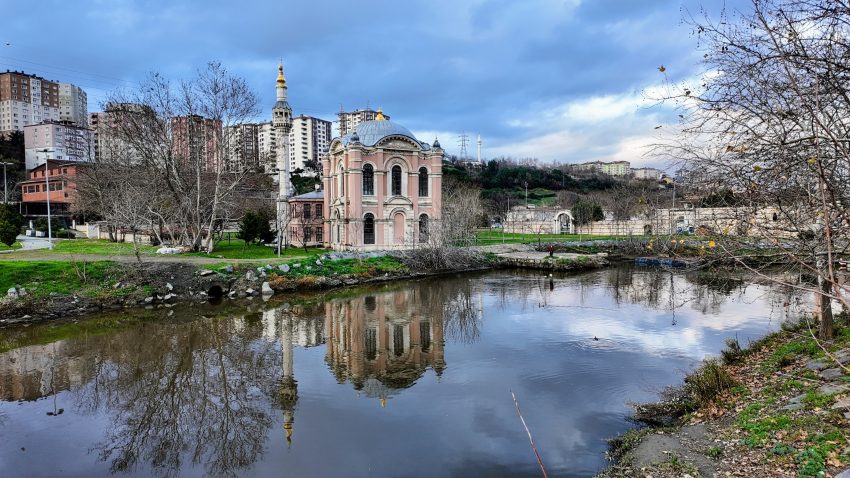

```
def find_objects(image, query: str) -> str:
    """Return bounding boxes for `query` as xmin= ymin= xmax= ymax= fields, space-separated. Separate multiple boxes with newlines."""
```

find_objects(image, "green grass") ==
xmin=269 ymin=255 xmax=407 ymax=279
xmin=0 ymin=241 xmax=22 ymax=251
xmin=51 ymin=239 xmax=158 ymax=255
xmin=0 ymin=260 xmax=120 ymax=296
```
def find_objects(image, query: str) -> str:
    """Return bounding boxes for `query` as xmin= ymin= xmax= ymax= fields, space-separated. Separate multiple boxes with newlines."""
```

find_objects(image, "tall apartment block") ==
xmin=58 ymin=83 xmax=88 ymax=127
xmin=24 ymin=121 xmax=94 ymax=169
xmin=0 ymin=71 xmax=88 ymax=134
xmin=337 ymin=108 xmax=389 ymax=136
xmin=289 ymin=114 xmax=331 ymax=172
xmin=224 ymin=123 xmax=261 ymax=172
xmin=0 ymin=71 xmax=60 ymax=134
xmin=171 ymin=115 xmax=223 ymax=172
xmin=258 ymin=122 xmax=277 ymax=174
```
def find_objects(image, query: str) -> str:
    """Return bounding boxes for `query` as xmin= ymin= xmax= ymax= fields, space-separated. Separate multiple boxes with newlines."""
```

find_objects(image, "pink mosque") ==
xmin=321 ymin=111 xmax=443 ymax=250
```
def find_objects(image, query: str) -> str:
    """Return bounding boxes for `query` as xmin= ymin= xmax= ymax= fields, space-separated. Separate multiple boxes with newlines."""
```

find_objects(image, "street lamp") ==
xmin=37 ymin=149 xmax=54 ymax=250
xmin=0 ymin=161 xmax=12 ymax=204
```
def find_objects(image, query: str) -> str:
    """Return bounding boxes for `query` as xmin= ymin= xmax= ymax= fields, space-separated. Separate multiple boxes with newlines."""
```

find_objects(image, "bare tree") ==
xmin=101 ymin=62 xmax=260 ymax=253
xmin=654 ymin=0 xmax=850 ymax=339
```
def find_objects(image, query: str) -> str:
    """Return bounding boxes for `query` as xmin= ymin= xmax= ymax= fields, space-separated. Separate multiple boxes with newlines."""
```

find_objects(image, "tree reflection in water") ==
xmin=0 ymin=265 xmax=808 ymax=478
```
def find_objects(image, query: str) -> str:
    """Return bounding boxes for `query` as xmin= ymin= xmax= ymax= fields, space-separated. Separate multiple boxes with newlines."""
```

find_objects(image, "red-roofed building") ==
xmin=19 ymin=159 xmax=84 ymax=222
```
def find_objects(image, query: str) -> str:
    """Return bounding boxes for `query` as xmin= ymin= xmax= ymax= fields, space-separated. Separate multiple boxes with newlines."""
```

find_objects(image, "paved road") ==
xmin=16 ymin=234 xmax=54 ymax=251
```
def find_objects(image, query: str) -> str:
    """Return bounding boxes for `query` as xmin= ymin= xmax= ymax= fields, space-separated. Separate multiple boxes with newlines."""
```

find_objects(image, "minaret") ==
xmin=278 ymin=307 xmax=298 ymax=447
xmin=273 ymin=63 xmax=293 ymax=247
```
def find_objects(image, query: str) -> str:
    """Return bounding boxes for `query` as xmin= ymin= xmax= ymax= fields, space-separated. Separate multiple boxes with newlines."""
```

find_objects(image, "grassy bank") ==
xmin=0 ymin=260 xmax=128 ymax=297
xmin=0 ymin=241 xmax=22 ymax=251
xmin=600 ymin=319 xmax=850 ymax=478
xmin=475 ymin=231 xmax=630 ymax=245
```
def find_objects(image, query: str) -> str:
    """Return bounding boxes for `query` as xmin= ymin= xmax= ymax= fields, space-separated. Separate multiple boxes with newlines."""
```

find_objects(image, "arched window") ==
xmin=391 ymin=165 xmax=402 ymax=196
xmin=418 ymin=167 xmax=428 ymax=197
xmin=362 ymin=164 xmax=374 ymax=196
xmin=364 ymin=213 xmax=375 ymax=244
xmin=418 ymin=214 xmax=429 ymax=243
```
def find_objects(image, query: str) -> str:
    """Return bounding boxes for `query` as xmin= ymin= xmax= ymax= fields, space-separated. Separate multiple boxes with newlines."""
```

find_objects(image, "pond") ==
xmin=0 ymin=266 xmax=802 ymax=477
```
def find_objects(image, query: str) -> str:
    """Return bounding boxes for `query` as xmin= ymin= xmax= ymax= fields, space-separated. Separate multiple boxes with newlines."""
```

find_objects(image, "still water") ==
xmin=0 ymin=266 xmax=800 ymax=477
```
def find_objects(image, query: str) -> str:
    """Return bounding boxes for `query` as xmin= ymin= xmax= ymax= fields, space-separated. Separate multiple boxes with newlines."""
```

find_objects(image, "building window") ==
xmin=418 ymin=167 xmax=428 ymax=197
xmin=364 ymin=213 xmax=375 ymax=245
xmin=304 ymin=226 xmax=312 ymax=242
xmin=315 ymin=203 xmax=322 ymax=218
xmin=419 ymin=214 xmax=429 ymax=242
xmin=315 ymin=226 xmax=323 ymax=243
xmin=303 ymin=204 xmax=311 ymax=219
xmin=362 ymin=163 xmax=374 ymax=195
xmin=391 ymin=165 xmax=402 ymax=196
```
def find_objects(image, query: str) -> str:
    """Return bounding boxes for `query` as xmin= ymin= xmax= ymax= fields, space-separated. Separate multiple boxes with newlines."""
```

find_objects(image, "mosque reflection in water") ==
xmin=0 ymin=266 xmax=803 ymax=478
xmin=324 ymin=290 xmax=446 ymax=405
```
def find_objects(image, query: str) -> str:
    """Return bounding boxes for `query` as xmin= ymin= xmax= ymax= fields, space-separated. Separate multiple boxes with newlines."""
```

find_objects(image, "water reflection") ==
xmin=0 ymin=266 xmax=805 ymax=478
xmin=324 ymin=290 xmax=446 ymax=404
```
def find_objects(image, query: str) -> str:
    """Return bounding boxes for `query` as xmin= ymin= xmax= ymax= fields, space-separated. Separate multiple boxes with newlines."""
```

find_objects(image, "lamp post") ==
xmin=37 ymin=149 xmax=54 ymax=250
xmin=0 ymin=161 xmax=12 ymax=204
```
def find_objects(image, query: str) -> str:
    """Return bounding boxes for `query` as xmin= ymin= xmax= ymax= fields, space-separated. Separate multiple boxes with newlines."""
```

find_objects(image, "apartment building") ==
xmin=289 ymin=115 xmax=331 ymax=171
xmin=171 ymin=115 xmax=223 ymax=172
xmin=23 ymin=121 xmax=94 ymax=169
xmin=225 ymin=123 xmax=261 ymax=172
xmin=0 ymin=71 xmax=61 ymax=134
xmin=58 ymin=83 xmax=88 ymax=127
xmin=337 ymin=108 xmax=389 ymax=136
xmin=258 ymin=122 xmax=277 ymax=174
xmin=573 ymin=160 xmax=632 ymax=177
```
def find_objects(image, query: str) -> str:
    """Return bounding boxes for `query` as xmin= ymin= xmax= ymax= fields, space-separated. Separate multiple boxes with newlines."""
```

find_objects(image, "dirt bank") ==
xmin=597 ymin=321 xmax=850 ymax=478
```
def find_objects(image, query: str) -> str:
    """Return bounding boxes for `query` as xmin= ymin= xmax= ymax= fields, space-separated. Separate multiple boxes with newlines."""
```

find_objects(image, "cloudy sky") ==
xmin=2 ymin=0 xmax=748 ymax=168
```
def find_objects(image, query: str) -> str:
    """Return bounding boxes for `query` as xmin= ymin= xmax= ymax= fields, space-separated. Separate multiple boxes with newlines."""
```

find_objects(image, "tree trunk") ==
xmin=816 ymin=254 xmax=834 ymax=340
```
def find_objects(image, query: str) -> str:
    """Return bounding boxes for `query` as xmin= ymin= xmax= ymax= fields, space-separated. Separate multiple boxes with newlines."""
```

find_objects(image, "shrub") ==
xmin=0 ymin=203 xmax=24 ymax=246
xmin=684 ymin=359 xmax=737 ymax=407
xmin=721 ymin=337 xmax=746 ymax=365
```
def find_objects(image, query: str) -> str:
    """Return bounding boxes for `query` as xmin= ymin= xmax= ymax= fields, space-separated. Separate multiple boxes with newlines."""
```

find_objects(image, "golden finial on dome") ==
xmin=375 ymin=108 xmax=385 ymax=121
xmin=277 ymin=63 xmax=286 ymax=87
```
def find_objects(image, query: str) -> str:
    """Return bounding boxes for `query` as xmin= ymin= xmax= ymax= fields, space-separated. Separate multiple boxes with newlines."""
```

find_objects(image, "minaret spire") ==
xmin=272 ymin=61 xmax=294 ymax=252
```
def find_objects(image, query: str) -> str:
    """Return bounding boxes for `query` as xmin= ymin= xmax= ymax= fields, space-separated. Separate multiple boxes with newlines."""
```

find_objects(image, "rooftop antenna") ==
xmin=458 ymin=132 xmax=469 ymax=159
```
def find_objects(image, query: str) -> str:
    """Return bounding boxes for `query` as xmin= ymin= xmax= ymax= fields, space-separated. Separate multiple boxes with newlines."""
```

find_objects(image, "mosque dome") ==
xmin=340 ymin=119 xmax=430 ymax=150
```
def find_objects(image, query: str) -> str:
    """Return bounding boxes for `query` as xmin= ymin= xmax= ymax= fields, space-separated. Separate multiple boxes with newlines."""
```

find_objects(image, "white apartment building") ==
xmin=632 ymin=167 xmax=664 ymax=180
xmin=0 ymin=71 xmax=61 ymax=134
xmin=58 ymin=83 xmax=88 ymax=127
xmin=24 ymin=121 xmax=94 ymax=169
xmin=224 ymin=123 xmax=261 ymax=172
xmin=258 ymin=122 xmax=277 ymax=174
xmin=289 ymin=115 xmax=331 ymax=172
xmin=337 ymin=108 xmax=389 ymax=136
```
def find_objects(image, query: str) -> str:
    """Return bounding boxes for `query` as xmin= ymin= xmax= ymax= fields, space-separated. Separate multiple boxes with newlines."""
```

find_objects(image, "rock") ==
xmin=198 ymin=269 xmax=215 ymax=276
xmin=224 ymin=265 xmax=234 ymax=273
xmin=143 ymin=297 xmax=154 ymax=304
xmin=788 ymin=394 xmax=806 ymax=404
xmin=112 ymin=282 xmax=122 ymax=289
xmin=818 ymin=383 xmax=849 ymax=395
xmin=261 ymin=282 xmax=274 ymax=296
xmin=835 ymin=469 xmax=850 ymax=478
xmin=256 ymin=267 xmax=265 ymax=273
xmin=156 ymin=247 xmax=183 ymax=255
xmin=6 ymin=287 xmax=17 ymax=299
xmin=845 ymin=412 xmax=850 ymax=420
xmin=166 ymin=282 xmax=174 ymax=291
xmin=820 ymin=368 xmax=846 ymax=381
xmin=17 ymin=288 xmax=26 ymax=297
xmin=265 ymin=264 xmax=273 ymax=270
xmin=245 ymin=288 xmax=256 ymax=295
xmin=806 ymin=359 xmax=831 ymax=371
xmin=315 ymin=259 xmax=322 ymax=266
xmin=279 ymin=264 xmax=290 ymax=273
xmin=831 ymin=398 xmax=850 ymax=410
xmin=163 ymin=293 xmax=176 ymax=301
xmin=781 ymin=403 xmax=804 ymax=411
xmin=228 ymin=291 xmax=236 ymax=298
xmin=292 ymin=263 xmax=301 ymax=268
xmin=246 ymin=271 xmax=257 ymax=281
